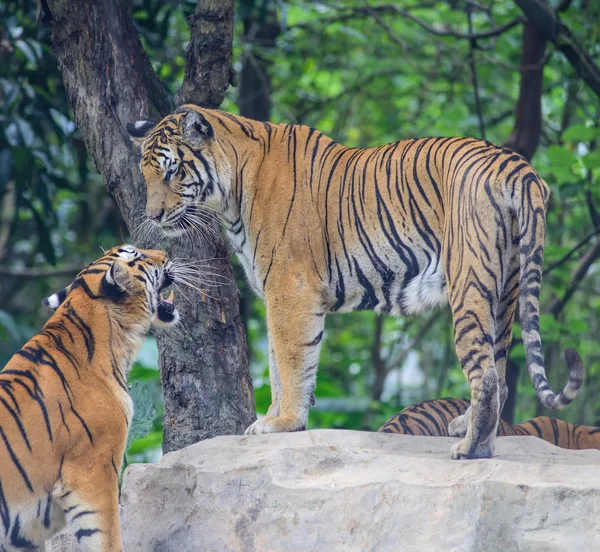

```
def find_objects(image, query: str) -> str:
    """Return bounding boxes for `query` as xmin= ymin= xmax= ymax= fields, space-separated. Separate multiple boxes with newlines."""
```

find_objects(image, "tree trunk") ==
xmin=503 ymin=21 xmax=546 ymax=161
xmin=237 ymin=2 xmax=280 ymax=121
xmin=40 ymin=0 xmax=255 ymax=453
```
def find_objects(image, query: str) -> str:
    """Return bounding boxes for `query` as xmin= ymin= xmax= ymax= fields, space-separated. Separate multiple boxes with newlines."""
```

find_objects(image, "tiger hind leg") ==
xmin=448 ymin=256 xmax=517 ymax=440
xmin=450 ymin=368 xmax=500 ymax=459
xmin=446 ymin=255 xmax=503 ymax=457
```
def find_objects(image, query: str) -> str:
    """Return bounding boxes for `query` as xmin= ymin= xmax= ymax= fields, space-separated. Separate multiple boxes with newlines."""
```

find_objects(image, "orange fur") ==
xmin=128 ymin=106 xmax=584 ymax=459
xmin=0 ymin=245 xmax=180 ymax=550
xmin=379 ymin=397 xmax=600 ymax=450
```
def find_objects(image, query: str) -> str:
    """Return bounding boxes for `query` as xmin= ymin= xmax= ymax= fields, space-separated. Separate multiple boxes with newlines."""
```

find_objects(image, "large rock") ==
xmin=50 ymin=430 xmax=600 ymax=551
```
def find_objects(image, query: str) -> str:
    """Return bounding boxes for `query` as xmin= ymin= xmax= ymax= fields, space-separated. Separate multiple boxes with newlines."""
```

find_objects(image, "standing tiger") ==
xmin=0 ymin=245 xmax=181 ymax=551
xmin=379 ymin=396 xmax=600 ymax=450
xmin=127 ymin=105 xmax=583 ymax=459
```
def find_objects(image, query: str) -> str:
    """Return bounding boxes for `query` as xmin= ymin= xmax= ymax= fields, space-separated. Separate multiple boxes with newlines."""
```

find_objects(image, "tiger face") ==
xmin=44 ymin=244 xmax=180 ymax=327
xmin=126 ymin=107 xmax=231 ymax=237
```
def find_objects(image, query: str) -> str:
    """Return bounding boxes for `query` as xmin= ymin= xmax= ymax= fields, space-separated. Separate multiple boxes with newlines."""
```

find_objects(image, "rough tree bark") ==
xmin=175 ymin=0 xmax=237 ymax=109
xmin=39 ymin=0 xmax=255 ymax=453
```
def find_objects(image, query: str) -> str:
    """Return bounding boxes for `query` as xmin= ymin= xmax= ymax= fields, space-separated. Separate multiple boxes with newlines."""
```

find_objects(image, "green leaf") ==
xmin=546 ymin=145 xmax=577 ymax=167
xmin=126 ymin=381 xmax=157 ymax=452
xmin=15 ymin=39 xmax=38 ymax=66
xmin=539 ymin=313 xmax=561 ymax=341
xmin=562 ymin=124 xmax=599 ymax=142
xmin=583 ymin=150 xmax=600 ymax=170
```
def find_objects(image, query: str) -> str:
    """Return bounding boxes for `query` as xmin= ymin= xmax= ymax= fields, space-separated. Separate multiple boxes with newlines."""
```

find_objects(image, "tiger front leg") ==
xmin=245 ymin=286 xmax=325 ymax=435
xmin=265 ymin=341 xmax=281 ymax=417
xmin=57 ymin=456 xmax=124 ymax=552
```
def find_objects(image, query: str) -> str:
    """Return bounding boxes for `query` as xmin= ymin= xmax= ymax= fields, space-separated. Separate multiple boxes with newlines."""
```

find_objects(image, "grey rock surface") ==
xmin=49 ymin=430 xmax=600 ymax=552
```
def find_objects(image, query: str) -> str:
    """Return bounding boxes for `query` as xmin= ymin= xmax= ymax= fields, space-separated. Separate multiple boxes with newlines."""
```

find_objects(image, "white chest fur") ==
xmin=225 ymin=225 xmax=265 ymax=299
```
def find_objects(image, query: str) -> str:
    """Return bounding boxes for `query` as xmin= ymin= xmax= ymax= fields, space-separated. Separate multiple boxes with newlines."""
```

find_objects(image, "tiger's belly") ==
xmin=326 ymin=253 xmax=449 ymax=316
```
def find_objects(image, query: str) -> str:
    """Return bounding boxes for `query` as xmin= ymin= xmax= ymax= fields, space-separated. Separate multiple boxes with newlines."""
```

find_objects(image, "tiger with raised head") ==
xmin=379 ymin=395 xmax=600 ymax=450
xmin=0 ymin=245 xmax=181 ymax=551
xmin=127 ymin=105 xmax=583 ymax=459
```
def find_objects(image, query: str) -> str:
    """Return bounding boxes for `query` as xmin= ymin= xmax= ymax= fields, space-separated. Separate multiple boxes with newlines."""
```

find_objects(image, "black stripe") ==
xmin=526 ymin=419 xmax=544 ymax=438
xmin=0 ymin=480 xmax=10 ymax=536
xmin=43 ymin=493 xmax=52 ymax=528
xmin=64 ymin=306 xmax=95 ymax=361
xmin=0 ymin=397 xmax=31 ymax=452
xmin=75 ymin=528 xmax=101 ymax=542
xmin=0 ymin=426 xmax=33 ymax=492
xmin=550 ymin=418 xmax=560 ymax=445
xmin=72 ymin=510 xmax=95 ymax=521
xmin=303 ymin=331 xmax=323 ymax=347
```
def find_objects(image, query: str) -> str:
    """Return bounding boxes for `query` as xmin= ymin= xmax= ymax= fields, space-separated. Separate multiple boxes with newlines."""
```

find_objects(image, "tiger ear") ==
xmin=42 ymin=286 xmax=71 ymax=311
xmin=101 ymin=262 xmax=130 ymax=300
xmin=126 ymin=120 xmax=157 ymax=147
xmin=180 ymin=109 xmax=214 ymax=146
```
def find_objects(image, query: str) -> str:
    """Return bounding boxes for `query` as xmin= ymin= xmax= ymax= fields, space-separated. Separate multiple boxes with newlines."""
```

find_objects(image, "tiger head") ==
xmin=126 ymin=106 xmax=231 ymax=238
xmin=43 ymin=245 xmax=180 ymax=327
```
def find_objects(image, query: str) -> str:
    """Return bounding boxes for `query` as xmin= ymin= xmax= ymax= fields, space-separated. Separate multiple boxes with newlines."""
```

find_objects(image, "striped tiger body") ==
xmin=0 ymin=245 xmax=181 ymax=551
xmin=127 ymin=106 xmax=583 ymax=459
xmin=379 ymin=397 xmax=600 ymax=450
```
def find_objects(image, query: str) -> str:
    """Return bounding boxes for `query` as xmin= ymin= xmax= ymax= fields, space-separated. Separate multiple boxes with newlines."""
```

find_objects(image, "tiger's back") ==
xmin=379 ymin=397 xmax=600 ymax=450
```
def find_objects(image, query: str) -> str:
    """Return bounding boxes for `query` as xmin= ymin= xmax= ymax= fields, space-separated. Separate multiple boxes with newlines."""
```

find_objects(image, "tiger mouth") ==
xmin=154 ymin=271 xmax=179 ymax=324
xmin=155 ymin=290 xmax=177 ymax=323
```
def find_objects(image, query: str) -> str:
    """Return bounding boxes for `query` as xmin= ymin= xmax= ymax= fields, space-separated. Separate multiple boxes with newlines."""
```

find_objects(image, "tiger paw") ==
xmin=244 ymin=415 xmax=306 ymax=435
xmin=448 ymin=409 xmax=470 ymax=437
xmin=450 ymin=438 xmax=494 ymax=460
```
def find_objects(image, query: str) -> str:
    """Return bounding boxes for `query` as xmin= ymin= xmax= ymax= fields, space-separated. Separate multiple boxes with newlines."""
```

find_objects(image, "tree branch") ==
xmin=175 ymin=0 xmax=237 ymax=108
xmin=0 ymin=265 xmax=81 ymax=279
xmin=293 ymin=4 xmax=524 ymax=41
xmin=513 ymin=0 xmax=600 ymax=98
xmin=548 ymin=238 xmax=600 ymax=318
xmin=543 ymin=227 xmax=600 ymax=275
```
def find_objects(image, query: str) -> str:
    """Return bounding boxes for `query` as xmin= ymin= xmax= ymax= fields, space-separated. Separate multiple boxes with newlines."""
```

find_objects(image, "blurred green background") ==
xmin=1 ymin=0 xmax=599 ymax=463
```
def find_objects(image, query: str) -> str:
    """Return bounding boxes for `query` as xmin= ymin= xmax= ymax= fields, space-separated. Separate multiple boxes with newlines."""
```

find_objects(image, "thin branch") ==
xmin=365 ymin=6 xmax=409 ymax=50
xmin=387 ymin=314 xmax=438 ymax=369
xmin=548 ymin=238 xmax=600 ymax=317
xmin=292 ymin=4 xmax=524 ymax=41
xmin=543 ymin=227 xmax=600 ymax=275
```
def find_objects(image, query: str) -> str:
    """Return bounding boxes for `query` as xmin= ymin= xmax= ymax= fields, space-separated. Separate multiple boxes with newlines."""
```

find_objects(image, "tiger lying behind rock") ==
xmin=379 ymin=396 xmax=600 ymax=450
xmin=0 ymin=245 xmax=186 ymax=551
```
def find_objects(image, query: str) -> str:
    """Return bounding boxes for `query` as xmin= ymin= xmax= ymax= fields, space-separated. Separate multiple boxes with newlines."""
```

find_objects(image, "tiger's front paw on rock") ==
xmin=244 ymin=415 xmax=306 ymax=435
xmin=450 ymin=438 xmax=494 ymax=460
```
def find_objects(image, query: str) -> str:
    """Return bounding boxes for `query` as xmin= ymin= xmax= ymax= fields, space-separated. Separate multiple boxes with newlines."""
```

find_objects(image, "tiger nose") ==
xmin=148 ymin=208 xmax=166 ymax=223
